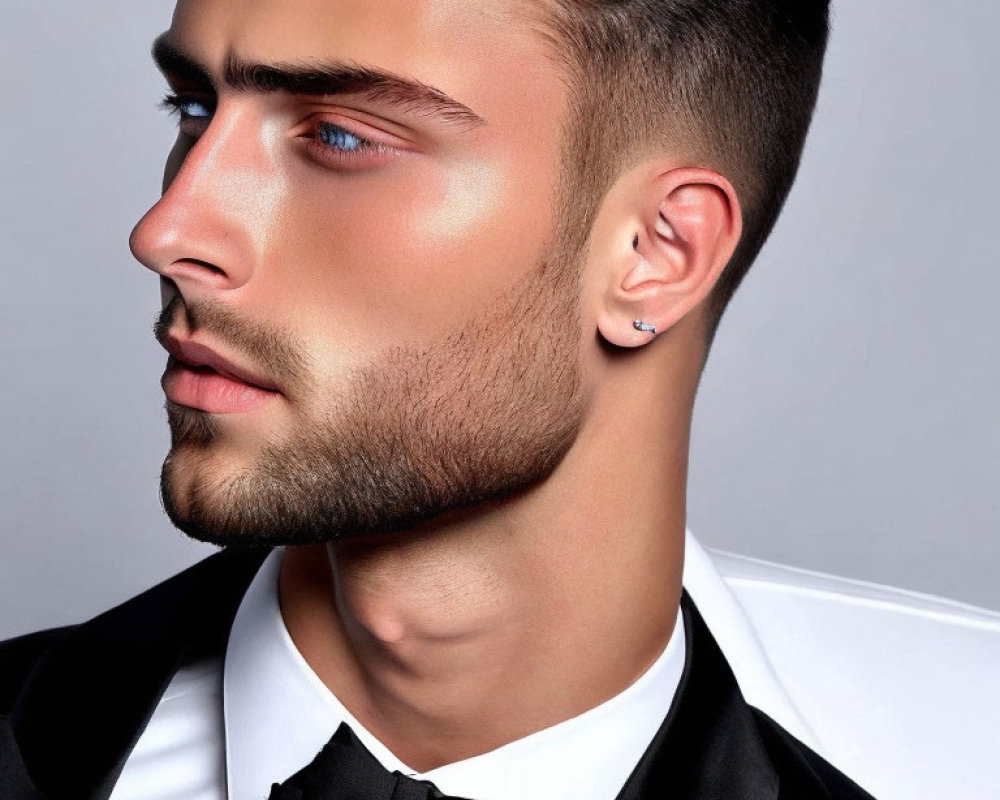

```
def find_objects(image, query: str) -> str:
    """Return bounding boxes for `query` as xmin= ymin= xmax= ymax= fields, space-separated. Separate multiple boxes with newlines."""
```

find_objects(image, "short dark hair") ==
xmin=538 ymin=0 xmax=830 ymax=342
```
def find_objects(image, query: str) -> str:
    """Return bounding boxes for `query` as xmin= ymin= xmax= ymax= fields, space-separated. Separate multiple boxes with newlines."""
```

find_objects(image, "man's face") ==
xmin=130 ymin=0 xmax=588 ymax=544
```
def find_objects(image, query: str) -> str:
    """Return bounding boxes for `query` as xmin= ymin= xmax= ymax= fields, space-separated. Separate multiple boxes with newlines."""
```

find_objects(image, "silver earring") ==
xmin=633 ymin=319 xmax=656 ymax=334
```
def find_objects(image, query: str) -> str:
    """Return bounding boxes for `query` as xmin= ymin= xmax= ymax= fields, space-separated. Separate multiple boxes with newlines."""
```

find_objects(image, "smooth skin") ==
xmin=130 ymin=0 xmax=741 ymax=772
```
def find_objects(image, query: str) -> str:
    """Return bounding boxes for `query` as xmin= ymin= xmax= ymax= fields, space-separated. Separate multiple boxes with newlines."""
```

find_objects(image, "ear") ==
xmin=595 ymin=167 xmax=742 ymax=347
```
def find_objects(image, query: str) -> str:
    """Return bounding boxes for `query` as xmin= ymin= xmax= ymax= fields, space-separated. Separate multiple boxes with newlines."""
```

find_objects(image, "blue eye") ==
xmin=161 ymin=94 xmax=214 ymax=120
xmin=178 ymin=100 xmax=212 ymax=119
xmin=317 ymin=122 xmax=369 ymax=153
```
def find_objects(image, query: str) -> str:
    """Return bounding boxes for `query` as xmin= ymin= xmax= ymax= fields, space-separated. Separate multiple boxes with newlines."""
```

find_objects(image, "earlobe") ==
xmin=595 ymin=168 xmax=741 ymax=349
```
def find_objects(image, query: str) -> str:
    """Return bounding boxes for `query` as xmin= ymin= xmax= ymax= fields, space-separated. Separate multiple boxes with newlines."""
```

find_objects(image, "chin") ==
xmin=166 ymin=402 xmax=219 ymax=447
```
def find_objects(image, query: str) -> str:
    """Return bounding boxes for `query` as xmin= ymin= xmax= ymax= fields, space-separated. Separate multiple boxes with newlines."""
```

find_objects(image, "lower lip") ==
xmin=162 ymin=359 xmax=280 ymax=414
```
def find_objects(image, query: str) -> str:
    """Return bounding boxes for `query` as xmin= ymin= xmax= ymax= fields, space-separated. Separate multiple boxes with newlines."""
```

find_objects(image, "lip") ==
xmin=162 ymin=336 xmax=281 ymax=393
xmin=160 ymin=335 xmax=282 ymax=414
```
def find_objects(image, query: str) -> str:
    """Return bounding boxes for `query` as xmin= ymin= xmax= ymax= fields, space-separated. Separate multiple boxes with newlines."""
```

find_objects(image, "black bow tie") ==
xmin=268 ymin=722 xmax=473 ymax=800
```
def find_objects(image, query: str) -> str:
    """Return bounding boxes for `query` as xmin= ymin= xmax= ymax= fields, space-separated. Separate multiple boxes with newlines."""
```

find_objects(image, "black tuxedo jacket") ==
xmin=0 ymin=547 xmax=875 ymax=800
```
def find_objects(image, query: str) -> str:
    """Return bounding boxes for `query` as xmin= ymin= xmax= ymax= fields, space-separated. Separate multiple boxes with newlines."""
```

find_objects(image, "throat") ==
xmin=278 ymin=538 xmax=539 ymax=769
xmin=277 ymin=520 xmax=681 ymax=772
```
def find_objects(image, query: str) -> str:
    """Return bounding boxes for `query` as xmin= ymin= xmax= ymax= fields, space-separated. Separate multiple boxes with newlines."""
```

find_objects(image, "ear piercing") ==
xmin=631 ymin=235 xmax=655 ymax=334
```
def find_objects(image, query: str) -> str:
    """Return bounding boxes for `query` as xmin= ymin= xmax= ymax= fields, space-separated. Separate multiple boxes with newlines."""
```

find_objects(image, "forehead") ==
xmin=168 ymin=0 xmax=566 ymax=115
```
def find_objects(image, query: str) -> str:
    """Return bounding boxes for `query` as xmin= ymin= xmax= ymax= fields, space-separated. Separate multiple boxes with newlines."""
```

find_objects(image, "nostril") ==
xmin=162 ymin=258 xmax=232 ymax=288
xmin=183 ymin=258 xmax=226 ymax=276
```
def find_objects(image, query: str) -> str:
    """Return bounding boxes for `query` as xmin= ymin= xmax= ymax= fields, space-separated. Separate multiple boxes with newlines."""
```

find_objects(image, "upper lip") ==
xmin=162 ymin=335 xmax=281 ymax=393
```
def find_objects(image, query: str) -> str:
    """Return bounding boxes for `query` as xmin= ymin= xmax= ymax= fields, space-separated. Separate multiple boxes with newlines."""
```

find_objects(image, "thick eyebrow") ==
xmin=151 ymin=34 xmax=485 ymax=129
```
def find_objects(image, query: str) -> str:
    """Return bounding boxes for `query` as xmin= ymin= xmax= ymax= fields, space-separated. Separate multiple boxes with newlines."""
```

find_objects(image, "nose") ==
xmin=129 ymin=108 xmax=265 ymax=294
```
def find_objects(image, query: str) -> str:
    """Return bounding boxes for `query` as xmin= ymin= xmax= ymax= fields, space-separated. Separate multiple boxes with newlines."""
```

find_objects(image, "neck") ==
xmin=279 ymin=342 xmax=697 ymax=772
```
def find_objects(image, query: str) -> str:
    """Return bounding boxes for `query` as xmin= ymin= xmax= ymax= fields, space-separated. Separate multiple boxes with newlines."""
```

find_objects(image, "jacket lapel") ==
xmin=615 ymin=592 xmax=780 ymax=800
xmin=5 ymin=546 xmax=270 ymax=800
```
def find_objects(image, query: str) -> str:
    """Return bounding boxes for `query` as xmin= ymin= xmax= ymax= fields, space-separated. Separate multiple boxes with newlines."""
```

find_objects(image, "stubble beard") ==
xmin=159 ymin=251 xmax=586 ymax=547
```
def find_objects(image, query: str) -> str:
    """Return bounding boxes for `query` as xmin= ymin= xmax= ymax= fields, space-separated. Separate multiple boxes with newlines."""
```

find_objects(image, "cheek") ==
xmin=414 ymin=159 xmax=508 ymax=245
xmin=258 ymin=152 xmax=555 ymax=350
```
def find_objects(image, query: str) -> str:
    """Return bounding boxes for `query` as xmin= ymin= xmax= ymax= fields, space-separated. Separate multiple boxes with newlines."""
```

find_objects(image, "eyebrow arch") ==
xmin=151 ymin=34 xmax=485 ymax=129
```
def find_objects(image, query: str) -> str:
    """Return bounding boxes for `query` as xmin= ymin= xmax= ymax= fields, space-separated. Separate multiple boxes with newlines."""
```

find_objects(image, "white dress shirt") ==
xmin=111 ymin=547 xmax=685 ymax=800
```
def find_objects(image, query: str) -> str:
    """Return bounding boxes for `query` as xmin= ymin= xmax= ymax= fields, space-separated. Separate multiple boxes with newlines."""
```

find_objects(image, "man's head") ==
xmin=130 ymin=0 xmax=828 ymax=546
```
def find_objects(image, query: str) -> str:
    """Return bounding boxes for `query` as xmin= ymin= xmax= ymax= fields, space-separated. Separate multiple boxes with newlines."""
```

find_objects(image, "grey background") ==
xmin=1 ymin=1 xmax=997 ymax=640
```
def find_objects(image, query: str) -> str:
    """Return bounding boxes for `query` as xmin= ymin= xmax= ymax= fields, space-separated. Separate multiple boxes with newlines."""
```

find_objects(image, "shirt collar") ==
xmin=224 ymin=547 xmax=685 ymax=800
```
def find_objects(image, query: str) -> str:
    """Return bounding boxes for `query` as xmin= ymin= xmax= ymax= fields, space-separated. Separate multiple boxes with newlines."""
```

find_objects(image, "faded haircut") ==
xmin=537 ymin=0 xmax=831 ymax=343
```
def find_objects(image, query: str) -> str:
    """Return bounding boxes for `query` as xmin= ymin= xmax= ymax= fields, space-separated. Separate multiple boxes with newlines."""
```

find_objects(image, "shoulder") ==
xmin=710 ymin=548 xmax=1000 ymax=800
xmin=712 ymin=547 xmax=1000 ymax=647
xmin=0 ymin=626 xmax=76 ymax=714
xmin=0 ymin=546 xmax=270 ymax=715
xmin=0 ymin=547 xmax=270 ymax=798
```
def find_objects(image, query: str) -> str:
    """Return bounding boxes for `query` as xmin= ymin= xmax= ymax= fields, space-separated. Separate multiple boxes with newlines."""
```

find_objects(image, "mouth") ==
xmin=160 ymin=336 xmax=282 ymax=414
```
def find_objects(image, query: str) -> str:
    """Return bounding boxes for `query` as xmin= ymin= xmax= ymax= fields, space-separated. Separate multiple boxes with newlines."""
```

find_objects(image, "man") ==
xmin=2 ymin=1 xmax=997 ymax=799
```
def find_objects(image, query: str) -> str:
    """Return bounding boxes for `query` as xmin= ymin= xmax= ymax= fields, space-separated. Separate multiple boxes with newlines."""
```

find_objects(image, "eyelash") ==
xmin=160 ymin=93 xmax=214 ymax=121
xmin=159 ymin=93 xmax=393 ymax=165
